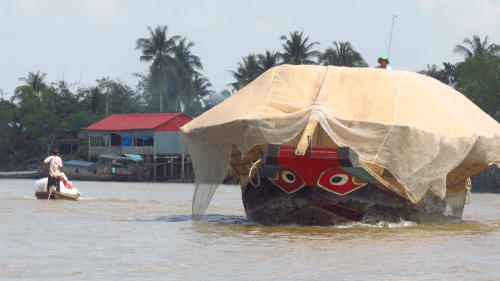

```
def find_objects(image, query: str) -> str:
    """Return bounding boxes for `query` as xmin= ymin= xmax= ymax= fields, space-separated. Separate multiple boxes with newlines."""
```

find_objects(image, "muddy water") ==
xmin=1 ymin=179 xmax=499 ymax=280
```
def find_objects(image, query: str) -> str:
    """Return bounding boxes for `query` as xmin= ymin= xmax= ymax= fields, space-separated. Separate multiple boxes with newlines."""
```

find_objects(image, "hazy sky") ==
xmin=1 ymin=0 xmax=499 ymax=98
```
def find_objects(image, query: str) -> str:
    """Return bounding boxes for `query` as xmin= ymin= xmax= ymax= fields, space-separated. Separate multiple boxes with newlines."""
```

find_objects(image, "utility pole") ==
xmin=160 ymin=91 xmax=163 ymax=113
xmin=105 ymin=85 xmax=110 ymax=117
xmin=387 ymin=14 xmax=398 ymax=58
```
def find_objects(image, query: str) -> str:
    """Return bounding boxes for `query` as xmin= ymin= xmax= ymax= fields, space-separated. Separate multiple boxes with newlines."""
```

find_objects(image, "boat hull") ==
xmin=242 ymin=178 xmax=466 ymax=225
xmin=35 ymin=191 xmax=80 ymax=200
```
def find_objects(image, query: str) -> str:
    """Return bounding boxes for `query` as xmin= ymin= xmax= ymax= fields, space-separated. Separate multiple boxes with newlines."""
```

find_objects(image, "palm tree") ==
xmin=12 ymin=70 xmax=47 ymax=102
xmin=258 ymin=50 xmax=281 ymax=72
xmin=229 ymin=54 xmax=262 ymax=90
xmin=183 ymin=74 xmax=214 ymax=117
xmin=453 ymin=35 xmax=500 ymax=58
xmin=279 ymin=31 xmax=320 ymax=65
xmin=319 ymin=41 xmax=368 ymax=67
xmin=17 ymin=70 xmax=47 ymax=95
xmin=418 ymin=62 xmax=457 ymax=87
xmin=172 ymin=37 xmax=203 ymax=111
xmin=135 ymin=25 xmax=179 ymax=112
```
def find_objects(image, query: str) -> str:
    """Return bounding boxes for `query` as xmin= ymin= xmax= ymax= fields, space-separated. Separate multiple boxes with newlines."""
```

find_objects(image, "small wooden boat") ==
xmin=182 ymin=65 xmax=500 ymax=225
xmin=34 ymin=190 xmax=80 ymax=200
xmin=34 ymin=176 xmax=81 ymax=200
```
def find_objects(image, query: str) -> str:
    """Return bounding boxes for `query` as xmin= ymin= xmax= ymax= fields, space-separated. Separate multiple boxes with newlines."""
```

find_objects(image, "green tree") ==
xmin=258 ymin=50 xmax=281 ymax=72
xmin=184 ymin=75 xmax=214 ymax=117
xmin=8 ymin=86 xmax=59 ymax=165
xmin=172 ymin=37 xmax=204 ymax=111
xmin=319 ymin=41 xmax=368 ymax=67
xmin=77 ymin=86 xmax=105 ymax=115
xmin=135 ymin=25 xmax=180 ymax=112
xmin=0 ymin=97 xmax=17 ymax=169
xmin=229 ymin=54 xmax=262 ymax=90
xmin=13 ymin=70 xmax=47 ymax=101
xmin=279 ymin=31 xmax=320 ymax=65
xmin=18 ymin=70 xmax=47 ymax=94
xmin=418 ymin=62 xmax=457 ymax=86
xmin=453 ymin=35 xmax=500 ymax=58
xmin=96 ymin=77 xmax=143 ymax=115
xmin=455 ymin=53 xmax=500 ymax=118
xmin=40 ymin=80 xmax=80 ymax=120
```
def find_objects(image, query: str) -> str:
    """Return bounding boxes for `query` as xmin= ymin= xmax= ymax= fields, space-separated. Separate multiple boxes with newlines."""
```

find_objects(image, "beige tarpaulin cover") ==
xmin=181 ymin=65 xmax=500 ymax=216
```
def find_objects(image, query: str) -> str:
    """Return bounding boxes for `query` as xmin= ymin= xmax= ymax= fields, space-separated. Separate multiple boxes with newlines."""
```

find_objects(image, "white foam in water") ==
xmin=335 ymin=219 xmax=417 ymax=229
xmin=387 ymin=220 xmax=417 ymax=228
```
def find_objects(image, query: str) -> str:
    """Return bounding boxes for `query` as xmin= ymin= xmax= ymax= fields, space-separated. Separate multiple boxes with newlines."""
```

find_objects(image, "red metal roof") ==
xmin=86 ymin=113 xmax=192 ymax=132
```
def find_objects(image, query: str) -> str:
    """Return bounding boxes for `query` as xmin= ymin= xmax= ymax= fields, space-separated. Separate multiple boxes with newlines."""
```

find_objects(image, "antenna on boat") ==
xmin=387 ymin=14 xmax=398 ymax=58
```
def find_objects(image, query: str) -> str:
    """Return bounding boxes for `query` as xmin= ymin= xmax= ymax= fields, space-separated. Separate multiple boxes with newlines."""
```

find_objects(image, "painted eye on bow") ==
xmin=329 ymin=174 xmax=348 ymax=186
xmin=268 ymin=168 xmax=305 ymax=194
xmin=282 ymin=170 xmax=296 ymax=183
xmin=317 ymin=167 xmax=367 ymax=195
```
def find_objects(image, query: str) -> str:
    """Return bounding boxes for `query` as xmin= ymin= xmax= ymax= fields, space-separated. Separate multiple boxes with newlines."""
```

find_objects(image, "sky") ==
xmin=1 ymin=0 xmax=499 ymax=99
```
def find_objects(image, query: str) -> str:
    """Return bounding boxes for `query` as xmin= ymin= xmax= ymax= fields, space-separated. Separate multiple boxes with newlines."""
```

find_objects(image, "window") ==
xmin=90 ymin=136 xmax=104 ymax=147
xmin=133 ymin=136 xmax=154 ymax=146
xmin=110 ymin=134 xmax=121 ymax=146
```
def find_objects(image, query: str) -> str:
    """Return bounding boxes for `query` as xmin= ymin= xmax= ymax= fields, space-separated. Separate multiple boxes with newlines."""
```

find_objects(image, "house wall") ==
xmin=154 ymin=131 xmax=188 ymax=155
xmin=88 ymin=130 xmax=187 ymax=157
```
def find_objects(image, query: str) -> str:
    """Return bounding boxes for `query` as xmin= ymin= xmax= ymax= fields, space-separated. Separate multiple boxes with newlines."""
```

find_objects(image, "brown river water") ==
xmin=1 ymin=178 xmax=500 ymax=281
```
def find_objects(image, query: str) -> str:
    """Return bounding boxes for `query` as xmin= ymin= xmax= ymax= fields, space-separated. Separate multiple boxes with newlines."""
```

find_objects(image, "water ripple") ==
xmin=129 ymin=214 xmax=249 ymax=224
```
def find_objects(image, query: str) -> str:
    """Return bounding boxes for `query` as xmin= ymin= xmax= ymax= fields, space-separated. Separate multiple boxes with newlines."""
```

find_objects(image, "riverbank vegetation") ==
xmin=0 ymin=27 xmax=498 ymax=170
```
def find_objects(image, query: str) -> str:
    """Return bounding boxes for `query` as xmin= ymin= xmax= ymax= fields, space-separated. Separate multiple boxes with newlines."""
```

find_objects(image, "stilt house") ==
xmin=86 ymin=113 xmax=192 ymax=180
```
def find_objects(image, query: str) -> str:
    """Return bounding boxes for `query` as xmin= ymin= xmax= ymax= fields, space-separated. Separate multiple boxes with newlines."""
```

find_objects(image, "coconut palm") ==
xmin=183 ymin=74 xmax=214 ymax=117
xmin=419 ymin=62 xmax=457 ymax=87
xmin=12 ymin=70 xmax=47 ymax=103
xmin=135 ymin=25 xmax=180 ymax=112
xmin=453 ymin=35 xmax=500 ymax=58
xmin=172 ymin=37 xmax=203 ymax=111
xmin=229 ymin=54 xmax=262 ymax=90
xmin=319 ymin=41 xmax=368 ymax=67
xmin=17 ymin=70 xmax=47 ymax=95
xmin=258 ymin=50 xmax=281 ymax=72
xmin=279 ymin=31 xmax=320 ymax=65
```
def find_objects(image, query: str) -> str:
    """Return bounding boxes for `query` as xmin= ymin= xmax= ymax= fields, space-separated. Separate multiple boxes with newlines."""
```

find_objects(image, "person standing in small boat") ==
xmin=376 ymin=56 xmax=391 ymax=69
xmin=44 ymin=149 xmax=63 ymax=192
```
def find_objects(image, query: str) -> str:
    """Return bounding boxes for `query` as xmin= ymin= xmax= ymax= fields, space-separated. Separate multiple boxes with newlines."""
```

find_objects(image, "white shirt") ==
xmin=44 ymin=155 xmax=63 ymax=177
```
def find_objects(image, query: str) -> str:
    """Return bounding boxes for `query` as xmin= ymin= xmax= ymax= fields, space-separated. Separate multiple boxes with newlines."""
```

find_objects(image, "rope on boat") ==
xmin=249 ymin=159 xmax=262 ymax=187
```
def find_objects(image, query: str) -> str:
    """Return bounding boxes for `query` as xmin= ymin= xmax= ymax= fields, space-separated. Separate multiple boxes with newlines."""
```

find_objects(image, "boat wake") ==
xmin=129 ymin=214 xmax=249 ymax=224
xmin=126 ymin=215 xmax=500 ymax=231
xmin=77 ymin=196 xmax=95 ymax=200
xmin=335 ymin=220 xmax=418 ymax=229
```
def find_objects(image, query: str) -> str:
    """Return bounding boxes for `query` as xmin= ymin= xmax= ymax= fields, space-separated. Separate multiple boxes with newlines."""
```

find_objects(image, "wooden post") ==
xmin=88 ymin=135 xmax=90 ymax=161
xmin=170 ymin=157 xmax=174 ymax=180
xmin=146 ymin=155 xmax=149 ymax=180
xmin=181 ymin=141 xmax=185 ymax=181
xmin=153 ymin=154 xmax=157 ymax=181
xmin=295 ymin=119 xmax=318 ymax=156
xmin=146 ymin=155 xmax=151 ymax=181
xmin=164 ymin=158 xmax=167 ymax=178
